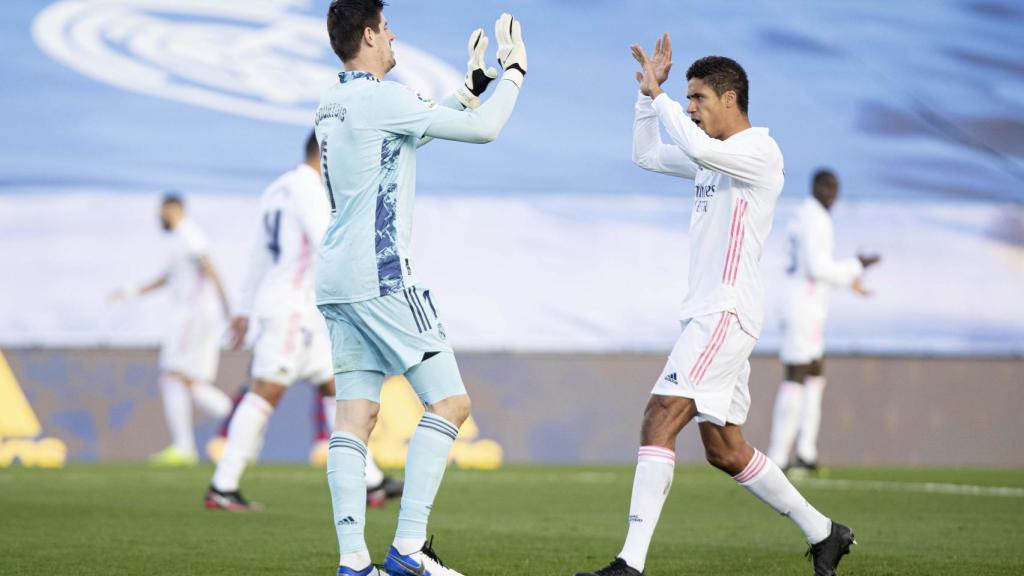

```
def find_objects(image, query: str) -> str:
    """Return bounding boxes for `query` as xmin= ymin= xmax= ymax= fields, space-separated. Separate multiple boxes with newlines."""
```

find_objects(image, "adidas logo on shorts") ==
xmin=664 ymin=372 xmax=678 ymax=385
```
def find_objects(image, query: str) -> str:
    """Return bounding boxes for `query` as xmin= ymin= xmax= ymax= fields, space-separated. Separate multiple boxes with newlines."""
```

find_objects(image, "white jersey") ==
xmin=237 ymin=163 xmax=330 ymax=319
xmin=633 ymin=92 xmax=785 ymax=337
xmin=165 ymin=218 xmax=219 ymax=316
xmin=781 ymin=197 xmax=863 ymax=321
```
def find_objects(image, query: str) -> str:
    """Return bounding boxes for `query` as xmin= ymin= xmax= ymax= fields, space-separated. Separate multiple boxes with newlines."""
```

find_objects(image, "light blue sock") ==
xmin=328 ymin=432 xmax=369 ymax=559
xmin=394 ymin=412 xmax=459 ymax=543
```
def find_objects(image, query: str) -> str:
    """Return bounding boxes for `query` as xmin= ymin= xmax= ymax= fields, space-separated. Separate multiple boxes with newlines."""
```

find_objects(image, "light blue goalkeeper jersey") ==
xmin=313 ymin=71 xmax=437 ymax=304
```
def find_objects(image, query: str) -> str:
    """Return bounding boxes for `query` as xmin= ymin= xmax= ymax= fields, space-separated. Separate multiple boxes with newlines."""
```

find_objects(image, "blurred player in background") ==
xmin=314 ymin=2 xmax=526 ymax=575
xmin=576 ymin=36 xmax=854 ymax=576
xmin=109 ymin=193 xmax=232 ymax=465
xmin=204 ymin=133 xmax=401 ymax=512
xmin=767 ymin=169 xmax=881 ymax=473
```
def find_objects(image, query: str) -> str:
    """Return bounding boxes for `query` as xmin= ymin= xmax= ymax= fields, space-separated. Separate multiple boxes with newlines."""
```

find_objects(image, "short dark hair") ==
xmin=686 ymin=56 xmax=749 ymax=115
xmin=305 ymin=131 xmax=319 ymax=159
xmin=327 ymin=0 xmax=386 ymax=63
xmin=812 ymin=169 xmax=838 ymax=195
xmin=161 ymin=191 xmax=184 ymax=207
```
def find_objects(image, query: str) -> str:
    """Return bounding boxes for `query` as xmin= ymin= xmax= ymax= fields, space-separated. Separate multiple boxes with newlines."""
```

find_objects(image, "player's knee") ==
xmin=428 ymin=394 xmax=471 ymax=427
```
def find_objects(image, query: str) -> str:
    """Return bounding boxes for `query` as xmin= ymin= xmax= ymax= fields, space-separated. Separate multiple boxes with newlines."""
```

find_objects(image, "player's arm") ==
xmin=632 ymin=36 xmax=779 ymax=184
xmin=199 ymin=256 xmax=231 ymax=320
xmin=416 ymin=29 xmax=499 ymax=149
xmin=108 ymin=274 xmax=168 ymax=303
xmin=632 ymin=92 xmax=698 ymax=178
xmin=414 ymin=14 xmax=525 ymax=144
xmin=231 ymin=220 xmax=273 ymax=349
xmin=800 ymin=216 xmax=863 ymax=287
xmin=651 ymin=93 xmax=779 ymax=184
xmin=414 ymin=95 xmax=469 ymax=149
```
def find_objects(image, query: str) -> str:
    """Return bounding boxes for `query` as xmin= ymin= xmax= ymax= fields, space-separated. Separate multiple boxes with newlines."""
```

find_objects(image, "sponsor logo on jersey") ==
xmin=33 ymin=1 xmax=460 ymax=126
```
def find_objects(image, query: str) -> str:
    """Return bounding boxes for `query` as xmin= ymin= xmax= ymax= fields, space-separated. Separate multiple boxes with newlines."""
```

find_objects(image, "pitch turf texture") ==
xmin=2 ymin=465 xmax=1023 ymax=575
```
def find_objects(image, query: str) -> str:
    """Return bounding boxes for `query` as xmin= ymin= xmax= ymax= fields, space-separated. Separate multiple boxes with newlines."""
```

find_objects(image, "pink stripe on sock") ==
xmin=733 ymin=450 xmax=768 ymax=484
xmin=638 ymin=446 xmax=675 ymax=464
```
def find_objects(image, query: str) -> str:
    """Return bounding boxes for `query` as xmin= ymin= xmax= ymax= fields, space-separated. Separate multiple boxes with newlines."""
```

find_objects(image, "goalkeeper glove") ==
xmin=455 ymin=28 xmax=498 ymax=109
xmin=495 ymin=13 xmax=527 ymax=88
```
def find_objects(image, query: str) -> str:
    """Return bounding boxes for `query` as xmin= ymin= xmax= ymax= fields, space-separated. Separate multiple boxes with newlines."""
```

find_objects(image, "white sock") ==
xmin=365 ymin=448 xmax=385 ymax=488
xmin=159 ymin=374 xmax=195 ymax=455
xmin=734 ymin=449 xmax=831 ymax=544
xmin=191 ymin=381 xmax=232 ymax=418
xmin=211 ymin=393 xmax=273 ymax=492
xmin=339 ymin=550 xmax=372 ymax=570
xmin=767 ymin=381 xmax=804 ymax=467
xmin=796 ymin=376 xmax=826 ymax=464
xmin=618 ymin=446 xmax=675 ymax=572
xmin=393 ymin=538 xmax=425 ymax=556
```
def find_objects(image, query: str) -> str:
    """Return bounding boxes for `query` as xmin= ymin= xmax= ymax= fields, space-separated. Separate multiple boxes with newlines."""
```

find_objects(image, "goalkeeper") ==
xmin=314 ymin=2 xmax=527 ymax=576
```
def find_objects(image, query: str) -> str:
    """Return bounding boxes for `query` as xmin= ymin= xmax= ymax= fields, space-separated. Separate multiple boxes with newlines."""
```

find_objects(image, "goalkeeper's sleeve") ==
xmin=421 ymin=80 xmax=519 ymax=144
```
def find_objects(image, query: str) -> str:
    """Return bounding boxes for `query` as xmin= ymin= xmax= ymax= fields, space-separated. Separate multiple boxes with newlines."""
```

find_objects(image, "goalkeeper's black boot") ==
xmin=807 ymin=521 xmax=855 ymax=575
xmin=574 ymin=558 xmax=643 ymax=576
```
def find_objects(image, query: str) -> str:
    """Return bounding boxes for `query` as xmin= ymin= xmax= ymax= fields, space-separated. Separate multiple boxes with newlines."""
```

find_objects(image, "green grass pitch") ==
xmin=2 ymin=464 xmax=1023 ymax=575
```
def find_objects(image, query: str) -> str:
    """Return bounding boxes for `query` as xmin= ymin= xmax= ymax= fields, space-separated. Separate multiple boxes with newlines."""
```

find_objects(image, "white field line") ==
xmin=795 ymin=477 xmax=1024 ymax=498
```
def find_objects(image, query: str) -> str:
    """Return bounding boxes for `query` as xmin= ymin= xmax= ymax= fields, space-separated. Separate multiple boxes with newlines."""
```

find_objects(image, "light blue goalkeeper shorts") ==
xmin=318 ymin=285 xmax=464 ymax=403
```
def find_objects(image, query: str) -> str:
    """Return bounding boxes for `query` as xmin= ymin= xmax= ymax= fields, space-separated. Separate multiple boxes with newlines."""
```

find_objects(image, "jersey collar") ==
xmin=338 ymin=71 xmax=380 ymax=84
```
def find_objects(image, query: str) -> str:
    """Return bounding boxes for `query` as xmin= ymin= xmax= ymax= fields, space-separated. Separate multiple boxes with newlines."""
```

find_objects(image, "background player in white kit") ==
xmin=315 ymin=2 xmax=526 ymax=575
xmin=204 ymin=134 xmax=400 ymax=512
xmin=576 ymin=36 xmax=855 ymax=576
xmin=109 ymin=193 xmax=233 ymax=466
xmin=768 ymin=169 xmax=881 ymax=473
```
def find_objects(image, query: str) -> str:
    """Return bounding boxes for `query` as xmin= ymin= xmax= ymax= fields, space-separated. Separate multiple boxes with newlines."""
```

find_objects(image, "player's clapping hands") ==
xmin=631 ymin=33 xmax=673 ymax=98
xmin=455 ymin=28 xmax=498 ymax=109
xmin=495 ymin=13 xmax=527 ymax=88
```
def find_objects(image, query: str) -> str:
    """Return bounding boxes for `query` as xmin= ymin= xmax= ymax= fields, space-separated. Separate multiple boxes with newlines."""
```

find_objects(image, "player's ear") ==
xmin=363 ymin=25 xmax=376 ymax=48
xmin=722 ymin=90 xmax=736 ymax=109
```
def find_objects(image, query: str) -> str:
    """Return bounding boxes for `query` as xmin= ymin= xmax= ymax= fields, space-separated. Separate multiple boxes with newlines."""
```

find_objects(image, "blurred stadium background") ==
xmin=2 ymin=0 xmax=1021 ymax=469
xmin=2 ymin=1 xmax=1023 ymax=574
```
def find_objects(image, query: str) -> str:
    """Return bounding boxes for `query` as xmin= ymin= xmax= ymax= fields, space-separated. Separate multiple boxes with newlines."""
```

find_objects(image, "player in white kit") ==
xmin=204 ymin=134 xmax=401 ymax=511
xmin=315 ymin=2 xmax=525 ymax=575
xmin=576 ymin=36 xmax=855 ymax=576
xmin=110 ymin=193 xmax=233 ymax=465
xmin=767 ymin=169 xmax=880 ymax=473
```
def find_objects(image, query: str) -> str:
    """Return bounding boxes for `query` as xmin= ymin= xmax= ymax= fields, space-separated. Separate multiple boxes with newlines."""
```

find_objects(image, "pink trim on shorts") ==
xmin=689 ymin=313 xmax=732 ymax=385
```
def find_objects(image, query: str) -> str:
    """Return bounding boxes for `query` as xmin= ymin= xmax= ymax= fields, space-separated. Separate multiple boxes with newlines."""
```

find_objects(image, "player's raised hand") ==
xmin=631 ymin=33 xmax=672 ymax=98
xmin=495 ymin=13 xmax=527 ymax=88
xmin=228 ymin=316 xmax=249 ymax=350
xmin=455 ymin=28 xmax=498 ymax=109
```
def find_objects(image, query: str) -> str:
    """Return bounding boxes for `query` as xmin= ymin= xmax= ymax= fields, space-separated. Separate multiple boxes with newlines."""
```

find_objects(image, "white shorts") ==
xmin=651 ymin=311 xmax=757 ymax=427
xmin=159 ymin=310 xmax=222 ymax=383
xmin=251 ymin=310 xmax=333 ymax=386
xmin=779 ymin=306 xmax=825 ymax=365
